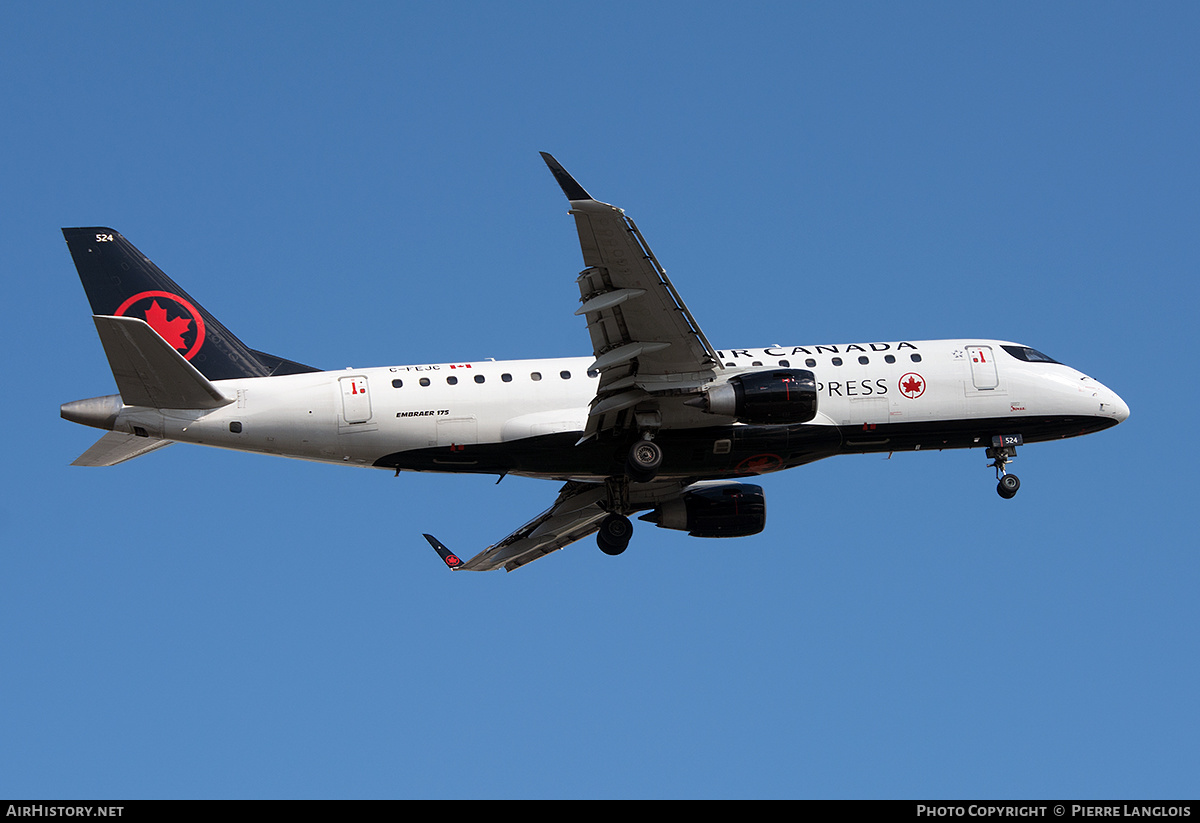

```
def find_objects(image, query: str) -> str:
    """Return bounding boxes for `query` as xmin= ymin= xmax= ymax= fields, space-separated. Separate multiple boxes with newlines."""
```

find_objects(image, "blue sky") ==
xmin=3 ymin=2 xmax=1197 ymax=799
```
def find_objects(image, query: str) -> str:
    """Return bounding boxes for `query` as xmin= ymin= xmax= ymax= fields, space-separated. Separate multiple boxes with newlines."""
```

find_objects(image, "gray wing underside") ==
xmin=448 ymin=481 xmax=610 ymax=571
xmin=427 ymin=480 xmax=689 ymax=572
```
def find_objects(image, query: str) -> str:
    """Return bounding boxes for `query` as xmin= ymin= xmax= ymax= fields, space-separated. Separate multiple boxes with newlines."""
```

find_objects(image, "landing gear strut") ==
xmin=987 ymin=434 xmax=1022 ymax=499
xmin=597 ymin=513 xmax=633 ymax=555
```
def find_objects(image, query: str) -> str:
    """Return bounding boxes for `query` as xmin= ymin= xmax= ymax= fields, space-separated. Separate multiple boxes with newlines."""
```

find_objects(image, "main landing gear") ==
xmin=987 ymin=434 xmax=1023 ymax=499
xmin=626 ymin=436 xmax=663 ymax=483
xmin=599 ymin=428 xmax=662 ymax=555
xmin=597 ymin=513 xmax=633 ymax=556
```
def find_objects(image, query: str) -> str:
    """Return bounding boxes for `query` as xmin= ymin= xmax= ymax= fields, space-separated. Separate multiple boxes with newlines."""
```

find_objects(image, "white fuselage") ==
xmin=105 ymin=339 xmax=1129 ymax=478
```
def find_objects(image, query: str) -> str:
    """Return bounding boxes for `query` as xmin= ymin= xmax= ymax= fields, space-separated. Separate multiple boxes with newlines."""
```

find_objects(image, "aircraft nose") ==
xmin=1090 ymin=379 xmax=1129 ymax=424
xmin=1105 ymin=390 xmax=1130 ymax=423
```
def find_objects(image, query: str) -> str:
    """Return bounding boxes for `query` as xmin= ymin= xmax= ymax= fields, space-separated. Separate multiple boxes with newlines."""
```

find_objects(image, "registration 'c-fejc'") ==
xmin=60 ymin=154 xmax=1130 ymax=572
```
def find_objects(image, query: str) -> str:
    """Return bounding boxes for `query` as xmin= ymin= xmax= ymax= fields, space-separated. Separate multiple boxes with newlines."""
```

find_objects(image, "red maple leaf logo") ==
xmin=143 ymin=299 xmax=192 ymax=350
xmin=900 ymin=374 xmax=925 ymax=398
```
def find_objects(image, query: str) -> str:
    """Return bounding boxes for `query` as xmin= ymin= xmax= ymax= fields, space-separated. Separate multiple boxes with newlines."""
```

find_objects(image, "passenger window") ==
xmin=911 ymin=354 xmax=922 ymax=363
xmin=832 ymin=357 xmax=843 ymax=366
xmin=502 ymin=373 xmax=513 ymax=382
xmin=419 ymin=377 xmax=430 ymax=387
xmin=446 ymin=376 xmax=457 ymax=385
xmin=474 ymin=374 xmax=485 ymax=384
xmin=858 ymin=356 xmax=869 ymax=365
xmin=884 ymin=355 xmax=895 ymax=364
xmin=587 ymin=369 xmax=599 ymax=378
xmin=778 ymin=360 xmax=790 ymax=367
xmin=806 ymin=358 xmax=816 ymax=368
xmin=391 ymin=379 xmax=403 ymax=388
xmin=560 ymin=370 xmax=571 ymax=379
xmin=531 ymin=372 xmax=542 ymax=381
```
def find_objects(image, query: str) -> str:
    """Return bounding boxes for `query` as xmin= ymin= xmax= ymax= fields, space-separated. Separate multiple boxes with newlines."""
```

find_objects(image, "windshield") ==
xmin=1001 ymin=345 xmax=1060 ymax=364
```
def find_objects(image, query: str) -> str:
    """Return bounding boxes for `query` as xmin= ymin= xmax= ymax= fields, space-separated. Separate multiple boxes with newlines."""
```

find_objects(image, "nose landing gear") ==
xmin=997 ymin=472 xmax=1020 ymax=499
xmin=987 ymin=434 xmax=1022 ymax=499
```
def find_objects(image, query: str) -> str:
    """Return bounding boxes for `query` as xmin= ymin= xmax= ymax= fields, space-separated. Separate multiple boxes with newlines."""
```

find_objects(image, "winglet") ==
xmin=423 ymin=534 xmax=465 ymax=570
xmin=539 ymin=152 xmax=594 ymax=202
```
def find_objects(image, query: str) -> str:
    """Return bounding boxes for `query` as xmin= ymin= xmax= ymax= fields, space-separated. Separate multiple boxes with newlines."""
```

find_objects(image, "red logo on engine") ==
xmin=114 ymin=291 xmax=206 ymax=361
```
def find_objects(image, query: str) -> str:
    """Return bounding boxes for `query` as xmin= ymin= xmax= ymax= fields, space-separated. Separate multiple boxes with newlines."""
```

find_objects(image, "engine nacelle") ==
xmin=690 ymin=369 xmax=817 ymax=424
xmin=639 ymin=482 xmax=766 ymax=538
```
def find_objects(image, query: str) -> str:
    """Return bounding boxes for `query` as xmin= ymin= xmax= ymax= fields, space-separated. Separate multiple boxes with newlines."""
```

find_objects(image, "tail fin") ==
xmin=62 ymin=228 xmax=319 ymax=381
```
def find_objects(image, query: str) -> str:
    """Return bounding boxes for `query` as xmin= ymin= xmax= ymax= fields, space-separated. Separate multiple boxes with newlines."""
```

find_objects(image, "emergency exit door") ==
xmin=339 ymin=376 xmax=372 ymax=423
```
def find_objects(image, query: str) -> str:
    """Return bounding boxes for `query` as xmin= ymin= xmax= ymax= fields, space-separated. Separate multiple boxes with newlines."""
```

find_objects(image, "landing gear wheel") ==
xmin=997 ymin=473 xmax=1020 ymax=499
xmin=597 ymin=514 xmax=632 ymax=556
xmin=627 ymin=440 xmax=663 ymax=482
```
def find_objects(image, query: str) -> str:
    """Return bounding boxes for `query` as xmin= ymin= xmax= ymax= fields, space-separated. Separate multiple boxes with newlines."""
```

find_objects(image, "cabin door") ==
xmin=967 ymin=346 xmax=999 ymax=390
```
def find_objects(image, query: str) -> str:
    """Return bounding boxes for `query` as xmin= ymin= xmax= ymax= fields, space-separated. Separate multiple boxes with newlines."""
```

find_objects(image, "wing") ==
xmin=423 ymin=480 xmax=689 ymax=572
xmin=425 ymin=481 xmax=609 ymax=572
xmin=540 ymin=153 xmax=723 ymax=441
xmin=421 ymin=158 xmax=727 ymax=574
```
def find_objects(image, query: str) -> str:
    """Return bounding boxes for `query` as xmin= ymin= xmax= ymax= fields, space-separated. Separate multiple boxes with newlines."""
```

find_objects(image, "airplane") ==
xmin=60 ymin=153 xmax=1130 ymax=572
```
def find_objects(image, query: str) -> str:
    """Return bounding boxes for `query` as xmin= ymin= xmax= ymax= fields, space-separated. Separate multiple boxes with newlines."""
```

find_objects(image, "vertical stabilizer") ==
xmin=62 ymin=228 xmax=319 ymax=381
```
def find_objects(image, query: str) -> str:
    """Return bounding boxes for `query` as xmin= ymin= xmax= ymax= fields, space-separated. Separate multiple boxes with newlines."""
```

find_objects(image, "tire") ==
xmin=997 ymin=474 xmax=1020 ymax=499
xmin=597 ymin=514 xmax=632 ymax=555
xmin=627 ymin=441 xmax=663 ymax=481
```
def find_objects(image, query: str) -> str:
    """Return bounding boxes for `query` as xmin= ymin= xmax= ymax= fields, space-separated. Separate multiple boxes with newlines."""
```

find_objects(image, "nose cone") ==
xmin=1086 ymin=377 xmax=1129 ymax=424
xmin=1104 ymin=390 xmax=1130 ymax=424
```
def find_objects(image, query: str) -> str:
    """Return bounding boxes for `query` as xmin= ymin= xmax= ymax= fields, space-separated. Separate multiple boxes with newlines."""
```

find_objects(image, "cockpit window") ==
xmin=1001 ymin=345 xmax=1060 ymax=364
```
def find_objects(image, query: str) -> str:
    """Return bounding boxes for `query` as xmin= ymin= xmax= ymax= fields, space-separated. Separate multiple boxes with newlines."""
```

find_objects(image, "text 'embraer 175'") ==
xmin=60 ymin=154 xmax=1130 ymax=572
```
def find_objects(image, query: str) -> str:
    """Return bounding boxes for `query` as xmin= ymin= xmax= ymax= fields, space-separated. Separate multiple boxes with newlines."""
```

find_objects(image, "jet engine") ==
xmin=639 ymin=482 xmax=766 ymax=538
xmin=687 ymin=369 xmax=817 ymax=424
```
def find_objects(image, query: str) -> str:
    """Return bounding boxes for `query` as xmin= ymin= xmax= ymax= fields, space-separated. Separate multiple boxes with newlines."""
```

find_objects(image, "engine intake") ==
xmin=639 ymin=482 xmax=766 ymax=538
xmin=689 ymin=369 xmax=817 ymax=424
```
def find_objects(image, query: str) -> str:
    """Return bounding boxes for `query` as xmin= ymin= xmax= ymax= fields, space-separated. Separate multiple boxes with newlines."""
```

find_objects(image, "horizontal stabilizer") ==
xmin=93 ymin=315 xmax=233 ymax=409
xmin=71 ymin=431 xmax=174 ymax=467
